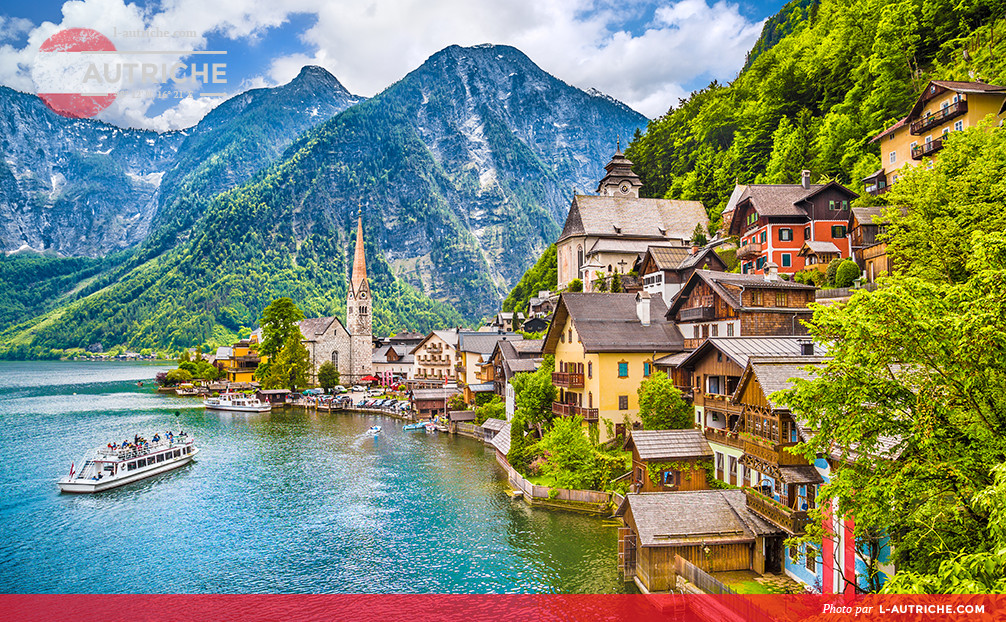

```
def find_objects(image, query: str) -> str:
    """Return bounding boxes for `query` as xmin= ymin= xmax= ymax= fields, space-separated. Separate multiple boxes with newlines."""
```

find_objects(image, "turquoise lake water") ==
xmin=0 ymin=361 xmax=630 ymax=594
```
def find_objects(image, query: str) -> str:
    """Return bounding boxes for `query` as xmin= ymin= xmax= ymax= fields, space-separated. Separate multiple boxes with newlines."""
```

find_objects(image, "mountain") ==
xmin=1 ymin=44 xmax=647 ymax=355
xmin=625 ymin=0 xmax=1004 ymax=227
xmin=0 ymin=66 xmax=363 ymax=258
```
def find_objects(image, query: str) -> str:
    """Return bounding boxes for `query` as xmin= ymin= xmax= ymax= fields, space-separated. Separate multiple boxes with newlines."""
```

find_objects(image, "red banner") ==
xmin=0 ymin=594 xmax=1001 ymax=622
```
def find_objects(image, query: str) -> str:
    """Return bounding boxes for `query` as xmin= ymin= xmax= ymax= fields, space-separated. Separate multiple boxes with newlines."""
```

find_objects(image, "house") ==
xmin=528 ymin=290 xmax=556 ymax=316
xmin=410 ymin=387 xmax=459 ymax=420
xmin=623 ymin=429 xmax=713 ymax=493
xmin=848 ymin=207 xmax=893 ymax=283
xmin=675 ymin=337 xmax=823 ymax=488
xmin=489 ymin=312 xmax=525 ymax=332
xmin=725 ymin=174 xmax=858 ymax=275
xmin=481 ymin=418 xmax=508 ymax=442
xmin=372 ymin=343 xmax=414 ymax=381
xmin=797 ymin=240 xmax=842 ymax=272
xmin=866 ymin=80 xmax=1006 ymax=194
xmin=638 ymin=245 xmax=728 ymax=304
xmin=616 ymin=490 xmax=785 ymax=592
xmin=665 ymin=269 xmax=816 ymax=349
xmin=543 ymin=292 xmax=684 ymax=443
xmin=456 ymin=331 xmax=522 ymax=389
xmin=521 ymin=316 xmax=549 ymax=334
xmin=447 ymin=410 xmax=477 ymax=434
xmin=411 ymin=329 xmax=460 ymax=382
xmin=556 ymin=149 xmax=708 ymax=290
xmin=490 ymin=339 xmax=543 ymax=418
xmin=218 ymin=336 xmax=263 ymax=383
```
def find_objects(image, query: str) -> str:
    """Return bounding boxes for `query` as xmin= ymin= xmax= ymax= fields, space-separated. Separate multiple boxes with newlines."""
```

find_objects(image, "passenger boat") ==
xmin=58 ymin=433 xmax=198 ymax=493
xmin=202 ymin=392 xmax=271 ymax=413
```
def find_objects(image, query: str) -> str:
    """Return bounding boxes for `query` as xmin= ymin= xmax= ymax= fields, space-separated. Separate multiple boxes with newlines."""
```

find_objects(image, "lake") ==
xmin=0 ymin=361 xmax=630 ymax=594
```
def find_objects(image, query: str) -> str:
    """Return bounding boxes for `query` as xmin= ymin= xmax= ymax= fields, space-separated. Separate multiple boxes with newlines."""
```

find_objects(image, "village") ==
xmin=155 ymin=79 xmax=1004 ymax=597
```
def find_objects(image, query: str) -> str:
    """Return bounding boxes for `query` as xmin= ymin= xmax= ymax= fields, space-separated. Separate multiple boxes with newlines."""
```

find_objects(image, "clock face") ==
xmin=360 ymin=293 xmax=367 ymax=299
xmin=619 ymin=182 xmax=631 ymax=194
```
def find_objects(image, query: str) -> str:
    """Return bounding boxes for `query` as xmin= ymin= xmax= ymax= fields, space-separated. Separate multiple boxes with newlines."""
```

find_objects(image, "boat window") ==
xmin=127 ymin=461 xmax=135 ymax=471
xmin=173 ymin=450 xmax=179 ymax=458
xmin=156 ymin=453 xmax=165 ymax=463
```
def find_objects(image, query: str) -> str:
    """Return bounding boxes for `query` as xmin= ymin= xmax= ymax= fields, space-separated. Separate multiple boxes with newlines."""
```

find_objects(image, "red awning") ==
xmin=360 ymin=376 xmax=380 ymax=382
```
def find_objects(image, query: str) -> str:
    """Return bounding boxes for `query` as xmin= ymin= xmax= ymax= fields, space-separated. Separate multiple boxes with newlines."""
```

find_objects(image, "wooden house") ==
xmin=848 ymin=207 xmax=894 ymax=283
xmin=665 ymin=269 xmax=816 ymax=349
xmin=410 ymin=387 xmax=459 ymax=420
xmin=623 ymin=429 xmax=713 ymax=493
xmin=638 ymin=245 xmax=728 ymax=305
xmin=616 ymin=490 xmax=785 ymax=592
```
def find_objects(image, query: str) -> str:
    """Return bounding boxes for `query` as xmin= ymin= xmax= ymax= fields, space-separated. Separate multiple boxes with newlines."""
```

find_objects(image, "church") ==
xmin=298 ymin=216 xmax=374 ymax=385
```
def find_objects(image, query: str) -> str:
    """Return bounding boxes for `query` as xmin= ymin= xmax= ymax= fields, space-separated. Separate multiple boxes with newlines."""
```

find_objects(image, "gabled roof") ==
xmin=490 ymin=423 xmax=511 ymax=454
xmin=448 ymin=410 xmax=477 ymax=422
xmin=850 ymin=206 xmax=885 ymax=226
xmin=721 ymin=183 xmax=748 ymax=215
xmin=372 ymin=344 xmax=414 ymax=365
xmin=412 ymin=387 xmax=460 ymax=401
xmin=615 ymin=490 xmax=783 ymax=547
xmin=458 ymin=331 xmax=521 ymax=356
xmin=666 ymin=270 xmax=816 ymax=318
xmin=558 ymin=195 xmax=708 ymax=243
xmin=411 ymin=329 xmax=460 ymax=354
xmin=799 ymin=240 xmax=841 ymax=256
xmin=481 ymin=418 xmax=508 ymax=432
xmin=298 ymin=316 xmax=345 ymax=341
xmin=734 ymin=356 xmax=829 ymax=410
xmin=727 ymin=182 xmax=859 ymax=235
xmin=677 ymin=337 xmax=825 ymax=371
xmin=543 ymin=293 xmax=684 ymax=354
xmin=625 ymin=429 xmax=713 ymax=461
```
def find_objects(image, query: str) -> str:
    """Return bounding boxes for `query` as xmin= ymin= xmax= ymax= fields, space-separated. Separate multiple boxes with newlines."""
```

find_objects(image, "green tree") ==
xmin=825 ymin=257 xmax=843 ymax=286
xmin=259 ymin=333 xmax=311 ymax=391
xmin=317 ymin=361 xmax=340 ymax=392
xmin=256 ymin=298 xmax=305 ymax=381
xmin=691 ymin=223 xmax=708 ymax=247
xmin=513 ymin=355 xmax=557 ymax=432
xmin=835 ymin=259 xmax=861 ymax=287
xmin=566 ymin=278 xmax=583 ymax=292
xmin=447 ymin=393 xmax=466 ymax=411
xmin=164 ymin=369 xmax=192 ymax=386
xmin=637 ymin=374 xmax=693 ymax=430
xmin=609 ymin=272 xmax=623 ymax=293
xmin=538 ymin=415 xmax=597 ymax=489
xmin=474 ymin=395 xmax=505 ymax=425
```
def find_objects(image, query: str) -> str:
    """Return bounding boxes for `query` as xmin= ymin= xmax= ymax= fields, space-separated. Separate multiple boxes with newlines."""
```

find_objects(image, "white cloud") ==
xmin=0 ymin=0 xmax=765 ymax=128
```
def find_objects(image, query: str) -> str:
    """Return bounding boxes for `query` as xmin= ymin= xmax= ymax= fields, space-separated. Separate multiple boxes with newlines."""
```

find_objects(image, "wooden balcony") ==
xmin=744 ymin=487 xmax=811 ymax=535
xmin=704 ymin=427 xmax=745 ymax=450
xmin=552 ymin=402 xmax=599 ymax=422
xmin=911 ymin=136 xmax=945 ymax=160
xmin=910 ymin=100 xmax=967 ymax=135
xmin=552 ymin=372 xmax=584 ymax=388
xmin=743 ymin=438 xmax=807 ymax=466
xmin=680 ymin=305 xmax=715 ymax=322
xmin=737 ymin=242 xmax=762 ymax=260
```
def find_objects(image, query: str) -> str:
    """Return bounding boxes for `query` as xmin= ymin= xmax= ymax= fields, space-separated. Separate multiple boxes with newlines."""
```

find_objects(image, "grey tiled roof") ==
xmin=778 ymin=465 xmax=824 ymax=485
xmin=512 ymin=340 xmax=543 ymax=355
xmin=667 ymin=270 xmax=815 ymax=317
xmin=645 ymin=245 xmax=693 ymax=270
xmin=627 ymin=429 xmax=713 ymax=461
xmin=678 ymin=337 xmax=825 ymax=370
xmin=549 ymin=293 xmax=684 ymax=353
xmin=618 ymin=490 xmax=783 ymax=546
xmin=481 ymin=418 xmax=507 ymax=432
xmin=587 ymin=238 xmax=676 ymax=257
xmin=744 ymin=356 xmax=828 ymax=410
xmin=801 ymin=240 xmax=841 ymax=255
xmin=412 ymin=388 xmax=460 ymax=400
xmin=458 ymin=332 xmax=522 ymax=355
xmin=298 ymin=316 xmax=342 ymax=340
xmin=490 ymin=423 xmax=511 ymax=454
xmin=559 ymin=195 xmax=708 ymax=243
xmin=448 ymin=410 xmax=477 ymax=422
xmin=372 ymin=344 xmax=415 ymax=365
xmin=654 ymin=351 xmax=691 ymax=367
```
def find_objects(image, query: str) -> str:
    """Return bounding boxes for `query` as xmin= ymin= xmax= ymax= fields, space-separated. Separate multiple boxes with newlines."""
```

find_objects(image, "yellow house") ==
xmin=865 ymin=80 xmax=1006 ymax=195
xmin=217 ymin=333 xmax=265 ymax=383
xmin=410 ymin=329 xmax=459 ymax=381
xmin=542 ymin=292 xmax=685 ymax=443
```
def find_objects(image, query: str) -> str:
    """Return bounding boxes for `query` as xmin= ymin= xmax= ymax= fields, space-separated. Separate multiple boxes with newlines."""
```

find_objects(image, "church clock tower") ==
xmin=346 ymin=215 xmax=374 ymax=383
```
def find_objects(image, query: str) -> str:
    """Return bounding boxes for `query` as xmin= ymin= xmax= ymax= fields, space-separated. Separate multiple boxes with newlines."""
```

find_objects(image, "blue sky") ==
xmin=1 ymin=0 xmax=787 ymax=130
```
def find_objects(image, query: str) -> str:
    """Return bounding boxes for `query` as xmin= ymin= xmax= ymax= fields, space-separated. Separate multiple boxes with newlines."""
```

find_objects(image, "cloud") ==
xmin=0 ymin=0 xmax=765 ymax=129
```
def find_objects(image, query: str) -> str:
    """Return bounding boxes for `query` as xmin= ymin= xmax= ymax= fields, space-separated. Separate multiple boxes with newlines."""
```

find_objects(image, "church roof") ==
xmin=595 ymin=150 xmax=642 ymax=193
xmin=298 ymin=316 xmax=346 ymax=341
xmin=558 ymin=195 xmax=708 ymax=244
xmin=350 ymin=216 xmax=368 ymax=294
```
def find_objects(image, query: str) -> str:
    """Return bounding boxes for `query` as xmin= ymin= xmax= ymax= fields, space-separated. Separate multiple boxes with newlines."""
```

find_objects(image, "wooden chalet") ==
xmin=623 ymin=429 xmax=713 ymax=493
xmin=638 ymin=245 xmax=728 ymax=305
xmin=849 ymin=207 xmax=895 ymax=283
xmin=410 ymin=387 xmax=460 ymax=420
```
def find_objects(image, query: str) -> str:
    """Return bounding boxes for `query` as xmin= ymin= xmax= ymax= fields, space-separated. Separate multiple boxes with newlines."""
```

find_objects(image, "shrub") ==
xmin=567 ymin=278 xmax=583 ymax=292
xmin=826 ymin=258 xmax=844 ymax=286
xmin=835 ymin=259 xmax=861 ymax=288
xmin=164 ymin=369 xmax=193 ymax=386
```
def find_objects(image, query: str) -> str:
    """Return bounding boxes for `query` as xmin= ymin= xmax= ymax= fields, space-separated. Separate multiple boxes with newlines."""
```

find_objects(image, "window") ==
xmin=618 ymin=395 xmax=629 ymax=410
xmin=759 ymin=231 xmax=767 ymax=244
xmin=643 ymin=362 xmax=651 ymax=377
xmin=618 ymin=362 xmax=628 ymax=377
xmin=806 ymin=545 xmax=817 ymax=573
xmin=752 ymin=290 xmax=763 ymax=306
xmin=779 ymin=228 xmax=793 ymax=241
xmin=726 ymin=323 xmax=734 ymax=337
xmin=790 ymin=546 xmax=799 ymax=563
xmin=909 ymin=140 xmax=917 ymax=151
xmin=889 ymin=151 xmax=896 ymax=164
xmin=707 ymin=375 xmax=721 ymax=394
xmin=776 ymin=292 xmax=786 ymax=307
xmin=588 ymin=392 xmax=593 ymax=408
xmin=568 ymin=328 xmax=573 ymax=342
xmin=332 ymin=351 xmax=338 ymax=367
xmin=831 ymin=225 xmax=847 ymax=238
xmin=127 ymin=461 xmax=136 ymax=471
xmin=954 ymin=120 xmax=963 ymax=132
xmin=781 ymin=253 xmax=791 ymax=268
xmin=841 ymin=200 xmax=849 ymax=210
xmin=942 ymin=127 xmax=949 ymax=136
xmin=156 ymin=453 xmax=165 ymax=463
xmin=804 ymin=226 xmax=811 ymax=240
xmin=925 ymin=135 xmax=932 ymax=144
xmin=702 ymin=324 xmax=709 ymax=339
xmin=559 ymin=332 xmax=565 ymax=343
xmin=692 ymin=325 xmax=699 ymax=339
xmin=587 ymin=361 xmax=592 ymax=378
xmin=711 ymin=324 xmax=718 ymax=337
xmin=829 ymin=200 xmax=836 ymax=210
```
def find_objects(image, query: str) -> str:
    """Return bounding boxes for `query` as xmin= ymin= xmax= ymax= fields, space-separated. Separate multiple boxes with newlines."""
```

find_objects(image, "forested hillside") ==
xmin=627 ymin=0 xmax=1006 ymax=229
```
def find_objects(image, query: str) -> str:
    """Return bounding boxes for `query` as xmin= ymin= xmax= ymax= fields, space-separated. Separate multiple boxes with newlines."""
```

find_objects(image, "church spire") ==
xmin=351 ymin=214 xmax=368 ymax=293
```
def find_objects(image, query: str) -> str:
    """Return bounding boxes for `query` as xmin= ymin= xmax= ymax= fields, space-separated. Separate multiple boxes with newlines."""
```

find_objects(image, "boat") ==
xmin=202 ymin=392 xmax=271 ymax=413
xmin=58 ymin=433 xmax=198 ymax=493
xmin=403 ymin=422 xmax=426 ymax=431
xmin=368 ymin=425 xmax=381 ymax=434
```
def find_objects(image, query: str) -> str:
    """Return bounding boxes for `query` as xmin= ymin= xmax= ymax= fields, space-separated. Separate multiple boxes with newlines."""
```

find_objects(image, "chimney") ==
xmin=801 ymin=170 xmax=811 ymax=190
xmin=797 ymin=338 xmax=814 ymax=356
xmin=636 ymin=291 xmax=651 ymax=326
xmin=690 ymin=244 xmax=700 ymax=255
xmin=763 ymin=261 xmax=780 ymax=282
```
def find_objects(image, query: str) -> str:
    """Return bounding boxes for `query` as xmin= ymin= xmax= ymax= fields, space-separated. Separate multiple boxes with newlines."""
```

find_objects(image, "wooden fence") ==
xmin=674 ymin=555 xmax=735 ymax=595
xmin=456 ymin=422 xmax=480 ymax=438
xmin=496 ymin=453 xmax=610 ymax=505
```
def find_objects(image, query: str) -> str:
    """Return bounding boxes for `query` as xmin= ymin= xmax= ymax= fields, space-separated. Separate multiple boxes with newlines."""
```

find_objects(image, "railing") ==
xmin=910 ymin=100 xmax=967 ymax=134
xmin=743 ymin=487 xmax=810 ymax=534
xmin=683 ymin=338 xmax=702 ymax=350
xmin=743 ymin=438 xmax=808 ymax=466
xmin=704 ymin=427 xmax=745 ymax=449
xmin=680 ymin=306 xmax=715 ymax=322
xmin=815 ymin=282 xmax=878 ymax=299
xmin=736 ymin=242 xmax=762 ymax=260
xmin=497 ymin=453 xmax=610 ymax=505
xmin=551 ymin=372 xmax=584 ymax=388
xmin=912 ymin=136 xmax=945 ymax=160
xmin=674 ymin=555 xmax=736 ymax=595
xmin=863 ymin=182 xmax=889 ymax=196
xmin=551 ymin=402 xmax=599 ymax=422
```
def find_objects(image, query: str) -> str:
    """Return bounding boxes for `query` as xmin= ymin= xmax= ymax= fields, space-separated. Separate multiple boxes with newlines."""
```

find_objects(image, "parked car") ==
xmin=351 ymin=385 xmax=366 ymax=393
xmin=354 ymin=400 xmax=367 ymax=408
xmin=367 ymin=388 xmax=384 ymax=397
xmin=333 ymin=385 xmax=347 ymax=394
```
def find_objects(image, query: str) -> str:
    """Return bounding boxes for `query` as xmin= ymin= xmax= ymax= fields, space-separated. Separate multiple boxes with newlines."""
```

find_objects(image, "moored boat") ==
xmin=368 ymin=425 xmax=381 ymax=434
xmin=58 ymin=432 xmax=198 ymax=493
xmin=403 ymin=422 xmax=426 ymax=431
xmin=202 ymin=392 xmax=271 ymax=413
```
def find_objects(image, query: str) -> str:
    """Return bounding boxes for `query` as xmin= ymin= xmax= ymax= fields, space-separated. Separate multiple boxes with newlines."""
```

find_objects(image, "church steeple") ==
xmin=596 ymin=149 xmax=642 ymax=197
xmin=346 ymin=213 xmax=373 ymax=384
xmin=350 ymin=215 xmax=369 ymax=297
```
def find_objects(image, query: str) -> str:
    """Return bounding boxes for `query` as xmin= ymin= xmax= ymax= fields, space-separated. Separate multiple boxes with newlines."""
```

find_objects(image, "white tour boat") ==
xmin=58 ymin=433 xmax=198 ymax=493
xmin=202 ymin=392 xmax=272 ymax=413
